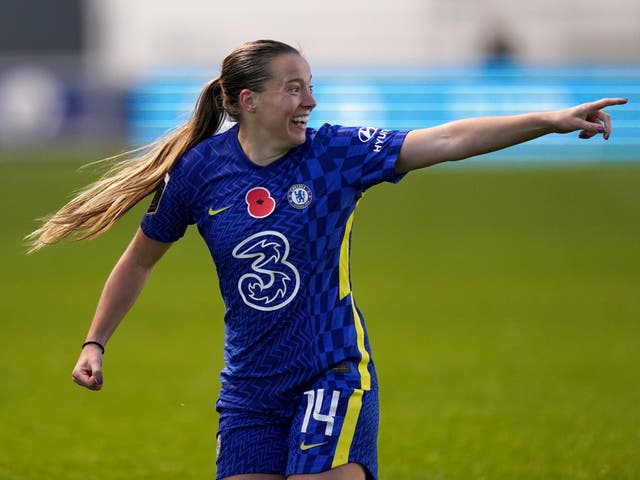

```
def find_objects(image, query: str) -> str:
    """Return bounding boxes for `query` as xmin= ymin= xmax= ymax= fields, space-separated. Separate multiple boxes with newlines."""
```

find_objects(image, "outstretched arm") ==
xmin=72 ymin=227 xmax=172 ymax=390
xmin=396 ymin=97 xmax=628 ymax=173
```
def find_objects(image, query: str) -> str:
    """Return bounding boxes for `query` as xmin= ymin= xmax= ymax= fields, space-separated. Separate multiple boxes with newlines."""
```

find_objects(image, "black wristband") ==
xmin=82 ymin=341 xmax=105 ymax=354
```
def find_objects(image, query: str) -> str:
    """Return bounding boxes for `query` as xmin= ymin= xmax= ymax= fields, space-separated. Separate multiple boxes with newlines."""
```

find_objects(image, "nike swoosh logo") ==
xmin=300 ymin=441 xmax=328 ymax=451
xmin=208 ymin=205 xmax=232 ymax=216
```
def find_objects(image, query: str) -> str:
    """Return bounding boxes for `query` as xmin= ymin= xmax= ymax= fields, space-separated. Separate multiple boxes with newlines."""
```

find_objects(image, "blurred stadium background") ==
xmin=1 ymin=1 xmax=639 ymax=479
xmin=1 ymin=0 xmax=638 ymax=154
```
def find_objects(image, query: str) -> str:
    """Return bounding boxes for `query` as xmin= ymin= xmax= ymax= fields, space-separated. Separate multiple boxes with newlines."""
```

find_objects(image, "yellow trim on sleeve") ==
xmin=331 ymin=388 xmax=364 ymax=469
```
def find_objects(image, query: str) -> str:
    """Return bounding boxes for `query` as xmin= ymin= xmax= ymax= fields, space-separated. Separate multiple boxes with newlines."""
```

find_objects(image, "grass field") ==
xmin=1 ymin=153 xmax=639 ymax=479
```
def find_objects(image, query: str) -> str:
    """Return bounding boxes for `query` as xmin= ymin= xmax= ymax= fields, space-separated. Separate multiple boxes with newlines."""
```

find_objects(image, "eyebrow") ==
xmin=285 ymin=75 xmax=313 ymax=84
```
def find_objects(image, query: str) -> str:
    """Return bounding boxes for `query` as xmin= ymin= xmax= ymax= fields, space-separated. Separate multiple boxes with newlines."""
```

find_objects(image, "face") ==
xmin=248 ymin=53 xmax=317 ymax=149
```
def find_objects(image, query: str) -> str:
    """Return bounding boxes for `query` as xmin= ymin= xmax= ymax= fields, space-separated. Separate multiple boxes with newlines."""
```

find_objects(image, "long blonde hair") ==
xmin=26 ymin=40 xmax=300 ymax=252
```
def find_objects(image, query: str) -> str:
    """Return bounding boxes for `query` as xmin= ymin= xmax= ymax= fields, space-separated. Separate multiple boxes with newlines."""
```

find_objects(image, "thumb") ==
xmin=91 ymin=368 xmax=104 ymax=390
xmin=86 ymin=357 xmax=104 ymax=390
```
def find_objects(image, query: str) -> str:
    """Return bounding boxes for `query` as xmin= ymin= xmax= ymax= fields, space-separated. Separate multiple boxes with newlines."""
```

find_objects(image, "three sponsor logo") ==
xmin=232 ymin=230 xmax=300 ymax=311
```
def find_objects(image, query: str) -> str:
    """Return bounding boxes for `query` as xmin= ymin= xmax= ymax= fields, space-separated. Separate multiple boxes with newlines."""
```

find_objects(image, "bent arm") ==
xmin=72 ymin=227 xmax=172 ymax=390
xmin=396 ymin=97 xmax=628 ymax=173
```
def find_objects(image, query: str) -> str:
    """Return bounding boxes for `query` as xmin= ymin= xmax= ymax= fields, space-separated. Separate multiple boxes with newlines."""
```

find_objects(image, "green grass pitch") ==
xmin=1 ymin=152 xmax=639 ymax=479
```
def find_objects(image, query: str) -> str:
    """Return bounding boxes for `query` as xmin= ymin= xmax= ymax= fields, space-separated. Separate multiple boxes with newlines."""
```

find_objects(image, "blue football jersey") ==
xmin=141 ymin=123 xmax=409 ymax=413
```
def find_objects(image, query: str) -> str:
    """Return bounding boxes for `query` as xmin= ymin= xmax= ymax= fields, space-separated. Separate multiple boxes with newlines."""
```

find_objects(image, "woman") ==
xmin=27 ymin=40 xmax=627 ymax=480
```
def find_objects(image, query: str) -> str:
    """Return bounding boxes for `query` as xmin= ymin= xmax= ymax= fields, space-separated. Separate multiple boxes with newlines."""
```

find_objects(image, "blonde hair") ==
xmin=26 ymin=40 xmax=300 ymax=252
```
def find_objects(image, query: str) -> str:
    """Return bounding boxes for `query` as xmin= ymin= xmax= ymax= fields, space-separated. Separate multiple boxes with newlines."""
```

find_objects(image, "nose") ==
xmin=303 ymin=89 xmax=317 ymax=110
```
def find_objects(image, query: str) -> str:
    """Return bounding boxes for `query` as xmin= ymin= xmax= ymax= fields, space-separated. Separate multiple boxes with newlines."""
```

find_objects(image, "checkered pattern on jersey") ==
xmin=296 ymin=125 xmax=407 ymax=379
xmin=141 ymin=123 xmax=408 ymax=413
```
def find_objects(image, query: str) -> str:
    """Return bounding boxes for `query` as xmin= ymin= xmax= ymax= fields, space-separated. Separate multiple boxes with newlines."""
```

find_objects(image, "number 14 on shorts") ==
xmin=301 ymin=389 xmax=340 ymax=436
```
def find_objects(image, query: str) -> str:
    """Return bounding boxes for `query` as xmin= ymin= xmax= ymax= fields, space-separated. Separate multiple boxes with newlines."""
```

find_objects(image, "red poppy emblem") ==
xmin=245 ymin=187 xmax=276 ymax=218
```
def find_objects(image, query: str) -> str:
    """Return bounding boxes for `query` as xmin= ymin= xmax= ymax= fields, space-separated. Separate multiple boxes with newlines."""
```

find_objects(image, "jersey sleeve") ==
xmin=313 ymin=124 xmax=410 ymax=191
xmin=140 ymin=166 xmax=193 ymax=243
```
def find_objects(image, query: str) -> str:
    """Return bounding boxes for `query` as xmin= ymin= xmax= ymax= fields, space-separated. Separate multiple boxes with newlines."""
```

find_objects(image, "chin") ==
xmin=288 ymin=130 xmax=307 ymax=146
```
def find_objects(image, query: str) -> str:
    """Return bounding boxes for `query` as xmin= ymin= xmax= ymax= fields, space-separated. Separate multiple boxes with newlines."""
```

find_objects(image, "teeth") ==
xmin=292 ymin=116 xmax=309 ymax=124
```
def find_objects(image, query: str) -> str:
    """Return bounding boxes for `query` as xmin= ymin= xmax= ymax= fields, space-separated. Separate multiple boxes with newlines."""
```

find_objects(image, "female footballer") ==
xmin=28 ymin=40 xmax=627 ymax=480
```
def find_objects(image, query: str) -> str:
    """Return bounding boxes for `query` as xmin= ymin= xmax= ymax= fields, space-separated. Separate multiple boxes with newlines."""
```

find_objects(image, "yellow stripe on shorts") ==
xmin=331 ymin=388 xmax=364 ymax=469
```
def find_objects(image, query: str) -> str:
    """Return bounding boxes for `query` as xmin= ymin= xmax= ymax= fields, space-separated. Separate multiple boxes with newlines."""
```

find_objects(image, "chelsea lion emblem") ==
xmin=287 ymin=184 xmax=313 ymax=210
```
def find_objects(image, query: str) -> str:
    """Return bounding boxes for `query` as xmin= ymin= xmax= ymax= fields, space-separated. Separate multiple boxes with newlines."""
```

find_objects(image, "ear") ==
xmin=238 ymin=88 xmax=257 ymax=113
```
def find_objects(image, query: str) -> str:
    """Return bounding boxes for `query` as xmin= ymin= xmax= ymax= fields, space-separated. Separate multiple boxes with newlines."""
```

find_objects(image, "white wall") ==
xmin=85 ymin=0 xmax=640 ymax=83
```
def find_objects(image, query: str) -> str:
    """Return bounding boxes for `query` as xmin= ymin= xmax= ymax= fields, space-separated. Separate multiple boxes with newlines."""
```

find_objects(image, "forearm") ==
xmin=437 ymin=112 xmax=554 ymax=162
xmin=72 ymin=229 xmax=170 ymax=390
xmin=83 ymin=228 xmax=171 ymax=346
xmin=84 ymin=252 xmax=152 ymax=346
xmin=396 ymin=98 xmax=626 ymax=173
xmin=399 ymin=112 xmax=554 ymax=171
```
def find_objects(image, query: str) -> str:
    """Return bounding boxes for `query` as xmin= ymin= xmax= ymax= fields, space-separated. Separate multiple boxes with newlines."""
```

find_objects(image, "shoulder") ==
xmin=304 ymin=123 xmax=357 ymax=153
xmin=304 ymin=124 xmax=411 ymax=160
xmin=173 ymin=124 xmax=237 ymax=175
xmin=305 ymin=123 xmax=350 ymax=142
xmin=306 ymin=124 xmax=398 ymax=146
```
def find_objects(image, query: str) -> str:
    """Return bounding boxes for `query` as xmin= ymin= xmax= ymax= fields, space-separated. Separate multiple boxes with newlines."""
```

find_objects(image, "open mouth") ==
xmin=291 ymin=115 xmax=309 ymax=126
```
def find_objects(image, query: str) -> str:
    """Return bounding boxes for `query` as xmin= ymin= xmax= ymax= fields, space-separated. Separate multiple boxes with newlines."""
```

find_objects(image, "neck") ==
xmin=237 ymin=127 xmax=289 ymax=166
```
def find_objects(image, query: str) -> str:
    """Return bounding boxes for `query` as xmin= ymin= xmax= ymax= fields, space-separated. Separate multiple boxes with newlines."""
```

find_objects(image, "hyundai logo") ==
xmin=358 ymin=126 xmax=378 ymax=143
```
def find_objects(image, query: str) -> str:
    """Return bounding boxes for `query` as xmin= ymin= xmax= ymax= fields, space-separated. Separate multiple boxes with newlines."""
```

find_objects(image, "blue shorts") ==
xmin=215 ymin=362 xmax=379 ymax=479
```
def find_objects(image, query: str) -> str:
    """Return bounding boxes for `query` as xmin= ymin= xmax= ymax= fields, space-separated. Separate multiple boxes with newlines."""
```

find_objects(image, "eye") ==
xmin=288 ymin=85 xmax=301 ymax=93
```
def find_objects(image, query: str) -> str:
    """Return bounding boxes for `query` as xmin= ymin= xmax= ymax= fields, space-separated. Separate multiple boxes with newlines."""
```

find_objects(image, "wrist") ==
xmin=82 ymin=341 xmax=105 ymax=354
xmin=542 ymin=110 xmax=566 ymax=134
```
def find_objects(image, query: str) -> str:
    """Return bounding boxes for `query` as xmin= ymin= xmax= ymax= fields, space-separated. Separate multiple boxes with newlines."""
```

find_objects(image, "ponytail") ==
xmin=26 ymin=78 xmax=226 ymax=253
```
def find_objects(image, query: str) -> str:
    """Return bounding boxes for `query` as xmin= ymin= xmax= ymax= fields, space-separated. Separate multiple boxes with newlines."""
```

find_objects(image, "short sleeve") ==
xmin=140 ymin=169 xmax=192 ymax=243
xmin=312 ymin=124 xmax=410 ymax=192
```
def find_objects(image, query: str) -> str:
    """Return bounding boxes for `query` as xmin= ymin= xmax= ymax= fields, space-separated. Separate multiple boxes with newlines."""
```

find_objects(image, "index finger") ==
xmin=589 ymin=97 xmax=628 ymax=111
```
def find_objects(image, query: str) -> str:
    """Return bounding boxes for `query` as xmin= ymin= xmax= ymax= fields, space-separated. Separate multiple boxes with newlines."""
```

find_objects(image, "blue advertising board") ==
xmin=128 ymin=66 xmax=638 ymax=163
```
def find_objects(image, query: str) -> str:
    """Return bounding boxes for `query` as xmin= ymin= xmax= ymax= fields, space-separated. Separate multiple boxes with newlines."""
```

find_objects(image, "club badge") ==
xmin=287 ymin=184 xmax=312 ymax=210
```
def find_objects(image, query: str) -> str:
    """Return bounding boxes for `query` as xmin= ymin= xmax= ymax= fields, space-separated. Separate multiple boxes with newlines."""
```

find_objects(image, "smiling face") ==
xmin=243 ymin=53 xmax=317 ymax=153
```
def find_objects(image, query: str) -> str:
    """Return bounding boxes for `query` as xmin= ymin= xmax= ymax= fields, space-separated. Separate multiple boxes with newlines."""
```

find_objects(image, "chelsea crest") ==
xmin=287 ymin=184 xmax=313 ymax=210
